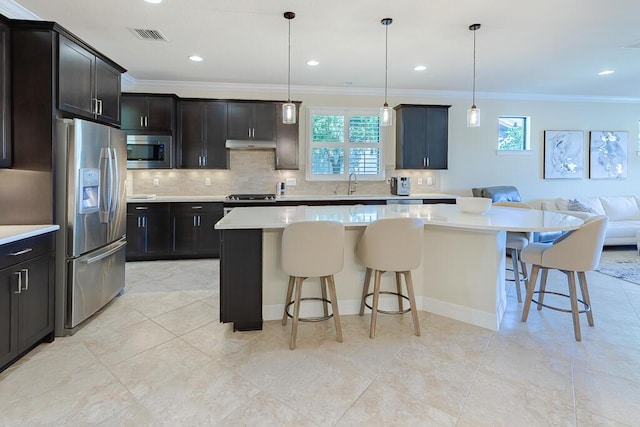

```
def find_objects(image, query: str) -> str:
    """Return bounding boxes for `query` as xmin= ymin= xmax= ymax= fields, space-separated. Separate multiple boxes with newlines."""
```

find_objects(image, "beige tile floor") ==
xmin=2 ymin=256 xmax=640 ymax=426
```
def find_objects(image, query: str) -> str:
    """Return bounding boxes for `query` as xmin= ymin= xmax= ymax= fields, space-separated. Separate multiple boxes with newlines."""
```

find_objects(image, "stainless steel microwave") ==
xmin=126 ymin=135 xmax=172 ymax=169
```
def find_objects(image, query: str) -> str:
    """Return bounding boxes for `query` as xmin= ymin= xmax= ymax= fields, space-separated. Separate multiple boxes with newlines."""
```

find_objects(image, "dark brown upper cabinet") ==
xmin=0 ymin=20 xmax=10 ymax=168
xmin=121 ymin=93 xmax=175 ymax=133
xmin=177 ymin=100 xmax=228 ymax=169
xmin=58 ymin=35 xmax=122 ymax=126
xmin=395 ymin=104 xmax=450 ymax=170
xmin=227 ymin=102 xmax=276 ymax=141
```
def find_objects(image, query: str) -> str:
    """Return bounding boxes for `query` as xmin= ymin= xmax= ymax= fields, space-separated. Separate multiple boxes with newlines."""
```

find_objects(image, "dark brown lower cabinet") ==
xmin=126 ymin=203 xmax=171 ymax=261
xmin=1 ymin=233 xmax=55 ymax=372
xmin=171 ymin=203 xmax=223 ymax=258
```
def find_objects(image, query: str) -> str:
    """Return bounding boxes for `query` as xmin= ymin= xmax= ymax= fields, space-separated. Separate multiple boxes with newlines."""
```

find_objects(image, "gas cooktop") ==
xmin=226 ymin=194 xmax=276 ymax=201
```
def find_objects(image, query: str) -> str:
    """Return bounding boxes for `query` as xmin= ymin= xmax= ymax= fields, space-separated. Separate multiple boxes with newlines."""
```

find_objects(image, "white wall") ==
xmin=130 ymin=82 xmax=640 ymax=205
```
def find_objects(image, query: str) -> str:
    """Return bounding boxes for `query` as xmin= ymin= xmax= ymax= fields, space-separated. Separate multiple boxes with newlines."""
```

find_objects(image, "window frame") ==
xmin=306 ymin=107 xmax=385 ymax=181
xmin=497 ymin=115 xmax=531 ymax=153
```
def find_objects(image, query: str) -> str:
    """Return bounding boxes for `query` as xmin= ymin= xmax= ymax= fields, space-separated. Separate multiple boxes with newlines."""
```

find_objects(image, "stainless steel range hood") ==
xmin=225 ymin=139 xmax=276 ymax=150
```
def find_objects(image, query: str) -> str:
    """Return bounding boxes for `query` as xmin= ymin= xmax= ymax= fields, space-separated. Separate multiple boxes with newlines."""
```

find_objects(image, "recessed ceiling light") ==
xmin=306 ymin=60 xmax=319 ymax=66
xmin=144 ymin=0 xmax=162 ymax=4
xmin=414 ymin=65 xmax=426 ymax=71
xmin=598 ymin=70 xmax=614 ymax=76
xmin=189 ymin=55 xmax=203 ymax=62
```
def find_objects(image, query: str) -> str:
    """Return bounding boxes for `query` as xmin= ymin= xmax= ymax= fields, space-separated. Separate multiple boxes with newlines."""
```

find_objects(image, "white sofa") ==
xmin=542 ymin=196 xmax=640 ymax=246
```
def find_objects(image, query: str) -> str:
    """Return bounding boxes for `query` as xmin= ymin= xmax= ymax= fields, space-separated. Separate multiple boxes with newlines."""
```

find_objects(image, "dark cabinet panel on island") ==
xmin=0 ymin=20 xmax=10 ymax=168
xmin=1 ymin=233 xmax=55 ymax=372
xmin=121 ymin=93 xmax=175 ymax=133
xmin=177 ymin=100 xmax=228 ymax=169
xmin=395 ymin=104 xmax=450 ymax=170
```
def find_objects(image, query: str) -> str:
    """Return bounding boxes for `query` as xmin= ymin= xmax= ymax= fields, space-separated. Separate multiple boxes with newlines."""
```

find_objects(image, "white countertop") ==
xmin=0 ymin=225 xmax=60 ymax=246
xmin=127 ymin=193 xmax=456 ymax=203
xmin=215 ymin=204 xmax=583 ymax=232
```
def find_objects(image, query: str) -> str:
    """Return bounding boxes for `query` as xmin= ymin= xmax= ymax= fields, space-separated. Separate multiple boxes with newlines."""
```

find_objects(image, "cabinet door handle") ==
xmin=22 ymin=269 xmax=29 ymax=291
xmin=191 ymin=206 xmax=203 ymax=210
xmin=193 ymin=216 xmax=197 ymax=227
xmin=198 ymin=215 xmax=201 ymax=227
xmin=423 ymin=158 xmax=426 ymax=167
xmin=10 ymin=248 xmax=33 ymax=256
xmin=13 ymin=271 xmax=22 ymax=294
xmin=140 ymin=116 xmax=144 ymax=127
xmin=252 ymin=128 xmax=255 ymax=138
xmin=276 ymin=155 xmax=279 ymax=167
xmin=97 ymin=99 xmax=103 ymax=115
xmin=427 ymin=157 xmax=430 ymax=167
xmin=143 ymin=217 xmax=147 ymax=227
xmin=145 ymin=116 xmax=149 ymax=127
xmin=92 ymin=98 xmax=98 ymax=114
xmin=248 ymin=128 xmax=251 ymax=138
xmin=135 ymin=206 xmax=148 ymax=210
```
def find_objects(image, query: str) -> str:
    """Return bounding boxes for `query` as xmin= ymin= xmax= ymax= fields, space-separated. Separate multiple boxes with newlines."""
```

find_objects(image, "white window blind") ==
xmin=307 ymin=108 xmax=384 ymax=181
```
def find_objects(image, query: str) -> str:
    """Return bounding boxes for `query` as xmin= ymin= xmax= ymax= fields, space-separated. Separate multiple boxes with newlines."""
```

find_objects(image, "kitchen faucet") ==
xmin=348 ymin=173 xmax=358 ymax=195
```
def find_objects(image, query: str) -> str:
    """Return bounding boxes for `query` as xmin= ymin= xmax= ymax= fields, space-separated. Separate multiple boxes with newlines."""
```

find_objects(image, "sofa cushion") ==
xmin=606 ymin=221 xmax=640 ymax=239
xmin=555 ymin=197 xmax=605 ymax=215
xmin=599 ymin=196 xmax=640 ymax=220
xmin=567 ymin=199 xmax=596 ymax=213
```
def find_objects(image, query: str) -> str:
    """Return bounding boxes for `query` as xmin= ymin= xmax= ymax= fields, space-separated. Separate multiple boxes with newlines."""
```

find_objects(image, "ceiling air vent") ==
xmin=129 ymin=28 xmax=168 ymax=41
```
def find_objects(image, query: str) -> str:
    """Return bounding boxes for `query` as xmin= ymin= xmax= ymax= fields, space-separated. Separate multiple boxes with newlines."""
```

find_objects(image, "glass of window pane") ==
xmin=498 ymin=117 xmax=526 ymax=150
xmin=349 ymin=116 xmax=380 ymax=143
xmin=312 ymin=115 xmax=345 ymax=143
xmin=311 ymin=148 xmax=345 ymax=175
xmin=349 ymin=148 xmax=380 ymax=175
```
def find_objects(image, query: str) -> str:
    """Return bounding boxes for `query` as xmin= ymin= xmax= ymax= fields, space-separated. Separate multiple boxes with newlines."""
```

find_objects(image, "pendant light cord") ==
xmin=384 ymin=22 xmax=388 ymax=106
xmin=472 ymin=28 xmax=476 ymax=107
xmin=287 ymin=17 xmax=291 ymax=103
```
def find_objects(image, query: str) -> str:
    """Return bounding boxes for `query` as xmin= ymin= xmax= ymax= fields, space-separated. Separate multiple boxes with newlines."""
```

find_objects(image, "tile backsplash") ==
xmin=129 ymin=150 xmax=440 ymax=197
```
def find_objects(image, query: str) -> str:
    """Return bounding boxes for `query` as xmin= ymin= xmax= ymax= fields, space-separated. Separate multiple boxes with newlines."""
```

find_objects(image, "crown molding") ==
xmin=0 ymin=0 xmax=40 ymax=19
xmin=128 ymin=76 xmax=640 ymax=104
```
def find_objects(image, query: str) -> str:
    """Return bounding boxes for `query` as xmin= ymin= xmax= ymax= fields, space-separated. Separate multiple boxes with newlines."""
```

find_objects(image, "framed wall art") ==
xmin=589 ymin=131 xmax=628 ymax=179
xmin=543 ymin=130 xmax=585 ymax=179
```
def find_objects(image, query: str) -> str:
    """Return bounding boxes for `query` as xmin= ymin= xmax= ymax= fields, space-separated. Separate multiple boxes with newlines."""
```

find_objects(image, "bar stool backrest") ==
xmin=357 ymin=217 xmax=424 ymax=272
xmin=282 ymin=221 xmax=345 ymax=278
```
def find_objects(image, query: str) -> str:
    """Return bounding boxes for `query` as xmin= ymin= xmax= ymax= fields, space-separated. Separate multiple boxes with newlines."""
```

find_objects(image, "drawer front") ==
xmin=170 ymin=202 xmax=223 ymax=215
xmin=0 ymin=233 xmax=55 ymax=270
xmin=127 ymin=202 xmax=170 ymax=215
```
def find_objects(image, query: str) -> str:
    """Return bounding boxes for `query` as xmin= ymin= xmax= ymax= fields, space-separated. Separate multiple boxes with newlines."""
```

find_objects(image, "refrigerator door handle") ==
xmin=110 ymin=148 xmax=120 ymax=221
xmin=105 ymin=146 xmax=114 ymax=222
xmin=83 ymin=240 xmax=127 ymax=264
xmin=99 ymin=147 xmax=110 ymax=223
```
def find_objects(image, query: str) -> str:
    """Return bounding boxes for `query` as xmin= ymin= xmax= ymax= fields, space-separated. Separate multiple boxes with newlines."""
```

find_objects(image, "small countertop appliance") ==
xmin=390 ymin=176 xmax=411 ymax=195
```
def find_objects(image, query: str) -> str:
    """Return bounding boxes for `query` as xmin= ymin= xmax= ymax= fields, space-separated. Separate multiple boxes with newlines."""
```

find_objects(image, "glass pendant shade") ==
xmin=467 ymin=106 xmax=480 ymax=127
xmin=282 ymin=102 xmax=296 ymax=125
xmin=380 ymin=104 xmax=393 ymax=127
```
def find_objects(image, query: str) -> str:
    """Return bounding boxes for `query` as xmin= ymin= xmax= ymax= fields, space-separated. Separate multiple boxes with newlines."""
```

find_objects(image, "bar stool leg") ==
xmin=326 ymin=275 xmax=343 ymax=343
xmin=370 ymin=270 xmax=383 ymax=338
xmin=290 ymin=277 xmax=304 ymax=350
xmin=537 ymin=268 xmax=549 ymax=311
xmin=320 ymin=277 xmax=329 ymax=318
xmin=403 ymin=271 xmax=421 ymax=336
xmin=578 ymin=271 xmax=594 ymax=326
xmin=359 ymin=268 xmax=372 ymax=316
xmin=395 ymin=272 xmax=404 ymax=312
xmin=522 ymin=265 xmax=540 ymax=322
xmin=282 ymin=276 xmax=295 ymax=325
xmin=566 ymin=270 xmax=582 ymax=341
xmin=511 ymin=249 xmax=523 ymax=303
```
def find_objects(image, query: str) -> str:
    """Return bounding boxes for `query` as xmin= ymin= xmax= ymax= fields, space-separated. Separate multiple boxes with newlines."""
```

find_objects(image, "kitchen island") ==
xmin=215 ymin=204 xmax=583 ymax=332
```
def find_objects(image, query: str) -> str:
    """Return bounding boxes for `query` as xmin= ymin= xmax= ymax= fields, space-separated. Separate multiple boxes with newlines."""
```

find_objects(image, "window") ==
xmin=498 ymin=116 xmax=530 ymax=151
xmin=307 ymin=108 xmax=384 ymax=181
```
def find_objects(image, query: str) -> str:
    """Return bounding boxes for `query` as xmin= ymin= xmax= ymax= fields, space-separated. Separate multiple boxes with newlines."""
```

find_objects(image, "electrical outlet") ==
xmin=153 ymin=178 xmax=159 ymax=187
xmin=427 ymin=177 xmax=433 ymax=186
xmin=417 ymin=178 xmax=423 ymax=185
xmin=205 ymin=177 xmax=211 ymax=186
xmin=386 ymin=178 xmax=391 ymax=184
xmin=286 ymin=177 xmax=297 ymax=186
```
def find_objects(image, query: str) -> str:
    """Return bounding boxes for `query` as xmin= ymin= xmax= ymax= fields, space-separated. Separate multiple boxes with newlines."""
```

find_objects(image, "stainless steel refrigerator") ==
xmin=54 ymin=118 xmax=127 ymax=336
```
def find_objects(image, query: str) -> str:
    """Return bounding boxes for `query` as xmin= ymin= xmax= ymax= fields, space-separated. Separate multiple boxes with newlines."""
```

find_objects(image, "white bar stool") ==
xmin=357 ymin=217 xmax=423 ymax=338
xmin=521 ymin=215 xmax=608 ymax=341
xmin=281 ymin=221 xmax=345 ymax=350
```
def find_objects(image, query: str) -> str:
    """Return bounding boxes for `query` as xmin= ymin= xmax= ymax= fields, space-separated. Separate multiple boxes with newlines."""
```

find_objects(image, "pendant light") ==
xmin=380 ymin=18 xmax=393 ymax=127
xmin=282 ymin=11 xmax=296 ymax=125
xmin=467 ymin=23 xmax=481 ymax=127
